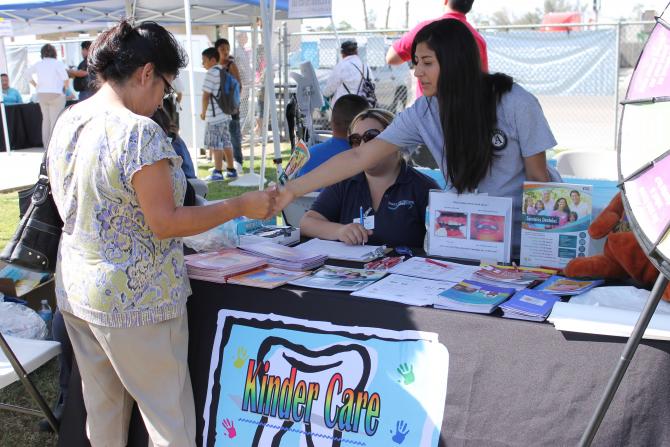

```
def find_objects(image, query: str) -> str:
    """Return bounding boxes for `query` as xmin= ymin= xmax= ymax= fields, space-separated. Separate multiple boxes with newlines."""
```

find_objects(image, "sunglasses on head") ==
xmin=348 ymin=129 xmax=381 ymax=147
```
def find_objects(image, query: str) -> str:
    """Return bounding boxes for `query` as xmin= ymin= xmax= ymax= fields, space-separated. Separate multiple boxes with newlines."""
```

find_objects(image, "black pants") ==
xmin=53 ymin=308 xmax=73 ymax=406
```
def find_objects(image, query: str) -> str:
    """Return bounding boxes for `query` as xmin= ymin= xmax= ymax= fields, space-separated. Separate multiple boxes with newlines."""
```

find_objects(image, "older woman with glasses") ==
xmin=47 ymin=20 xmax=276 ymax=446
xmin=300 ymin=109 xmax=438 ymax=247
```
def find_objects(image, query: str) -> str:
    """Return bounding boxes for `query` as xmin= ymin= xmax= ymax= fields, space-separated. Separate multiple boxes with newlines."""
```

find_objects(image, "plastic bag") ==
xmin=0 ymin=302 xmax=48 ymax=340
xmin=182 ymin=219 xmax=241 ymax=253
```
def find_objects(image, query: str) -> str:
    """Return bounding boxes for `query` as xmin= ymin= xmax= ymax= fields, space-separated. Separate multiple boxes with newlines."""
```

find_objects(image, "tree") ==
xmin=490 ymin=9 xmax=513 ymax=26
xmin=362 ymin=0 xmax=369 ymax=30
xmin=385 ymin=0 xmax=392 ymax=29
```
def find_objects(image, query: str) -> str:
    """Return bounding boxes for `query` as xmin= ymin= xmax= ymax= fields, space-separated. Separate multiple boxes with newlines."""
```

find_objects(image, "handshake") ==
xmin=233 ymin=184 xmax=295 ymax=220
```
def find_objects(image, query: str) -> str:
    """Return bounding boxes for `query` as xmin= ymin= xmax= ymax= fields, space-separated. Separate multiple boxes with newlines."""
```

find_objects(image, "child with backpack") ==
xmin=201 ymin=47 xmax=237 ymax=181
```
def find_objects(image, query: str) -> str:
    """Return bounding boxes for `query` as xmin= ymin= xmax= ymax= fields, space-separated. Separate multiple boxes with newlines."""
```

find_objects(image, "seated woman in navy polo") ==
xmin=300 ymin=109 xmax=439 ymax=248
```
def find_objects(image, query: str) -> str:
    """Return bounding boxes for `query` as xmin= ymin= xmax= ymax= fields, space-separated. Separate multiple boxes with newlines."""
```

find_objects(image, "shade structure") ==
xmin=618 ymin=3 xmax=670 ymax=278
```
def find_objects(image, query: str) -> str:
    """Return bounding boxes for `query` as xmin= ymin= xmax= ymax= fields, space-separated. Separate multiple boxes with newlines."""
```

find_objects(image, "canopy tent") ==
xmin=0 ymin=0 xmax=290 ymax=189
xmin=0 ymin=0 xmax=288 ymax=34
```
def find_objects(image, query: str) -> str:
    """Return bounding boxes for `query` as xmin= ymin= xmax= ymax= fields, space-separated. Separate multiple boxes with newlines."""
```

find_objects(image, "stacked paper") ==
xmin=289 ymin=265 xmax=387 ymax=292
xmin=228 ymin=267 xmax=310 ymax=289
xmin=471 ymin=265 xmax=558 ymax=291
xmin=500 ymin=289 xmax=560 ymax=322
xmin=435 ymin=280 xmax=516 ymax=314
xmin=239 ymin=241 xmax=327 ymax=271
xmin=184 ymin=249 xmax=267 ymax=283
xmin=352 ymin=274 xmax=455 ymax=306
xmin=534 ymin=275 xmax=604 ymax=296
xmin=294 ymin=239 xmax=386 ymax=262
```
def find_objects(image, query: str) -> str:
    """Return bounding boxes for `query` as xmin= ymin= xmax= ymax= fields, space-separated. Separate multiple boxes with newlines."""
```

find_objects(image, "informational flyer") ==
xmin=427 ymin=191 xmax=513 ymax=263
xmin=520 ymin=182 xmax=593 ymax=268
xmin=202 ymin=310 xmax=449 ymax=447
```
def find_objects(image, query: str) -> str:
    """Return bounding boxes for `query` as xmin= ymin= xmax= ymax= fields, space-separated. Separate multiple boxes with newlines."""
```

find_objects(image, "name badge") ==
xmin=353 ymin=215 xmax=375 ymax=230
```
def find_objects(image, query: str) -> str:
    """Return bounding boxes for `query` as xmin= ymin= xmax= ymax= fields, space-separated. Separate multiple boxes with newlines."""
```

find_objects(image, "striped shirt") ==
xmin=202 ymin=65 xmax=229 ymax=123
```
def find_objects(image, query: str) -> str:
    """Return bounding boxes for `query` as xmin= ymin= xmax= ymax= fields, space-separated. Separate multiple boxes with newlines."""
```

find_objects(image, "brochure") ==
xmin=288 ymin=265 xmax=386 ymax=291
xmin=278 ymin=139 xmax=310 ymax=185
xmin=0 ymin=264 xmax=50 ymax=296
xmin=435 ymin=280 xmax=516 ymax=314
xmin=227 ymin=267 xmax=310 ymax=289
xmin=388 ymin=256 xmax=479 ymax=283
xmin=351 ymin=274 xmax=455 ymax=307
xmin=500 ymin=289 xmax=561 ymax=322
xmin=472 ymin=264 xmax=558 ymax=290
xmin=427 ymin=190 xmax=513 ymax=263
xmin=534 ymin=275 xmax=605 ymax=296
xmin=295 ymin=238 xmax=387 ymax=262
xmin=184 ymin=249 xmax=267 ymax=283
xmin=520 ymin=182 xmax=593 ymax=268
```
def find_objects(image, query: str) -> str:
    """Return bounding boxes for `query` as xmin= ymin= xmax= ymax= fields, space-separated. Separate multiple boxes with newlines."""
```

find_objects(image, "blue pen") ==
xmin=359 ymin=206 xmax=365 ymax=245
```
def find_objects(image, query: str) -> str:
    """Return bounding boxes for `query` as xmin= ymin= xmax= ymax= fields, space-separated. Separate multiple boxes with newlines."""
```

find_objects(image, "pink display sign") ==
xmin=624 ymin=155 xmax=670 ymax=244
xmin=627 ymin=23 xmax=670 ymax=101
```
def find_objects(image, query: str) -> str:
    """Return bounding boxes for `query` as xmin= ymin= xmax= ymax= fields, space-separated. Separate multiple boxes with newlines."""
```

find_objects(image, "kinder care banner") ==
xmin=203 ymin=310 xmax=449 ymax=447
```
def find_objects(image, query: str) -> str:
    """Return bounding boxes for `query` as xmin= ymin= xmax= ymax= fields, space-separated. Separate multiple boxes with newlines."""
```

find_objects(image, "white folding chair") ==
xmin=554 ymin=150 xmax=618 ymax=180
xmin=282 ymin=192 xmax=319 ymax=228
xmin=0 ymin=332 xmax=61 ymax=431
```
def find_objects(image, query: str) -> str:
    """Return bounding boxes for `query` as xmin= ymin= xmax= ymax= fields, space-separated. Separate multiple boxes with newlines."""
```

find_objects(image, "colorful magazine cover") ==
xmin=438 ymin=280 xmax=516 ymax=306
xmin=534 ymin=275 xmax=604 ymax=296
xmin=0 ymin=264 xmax=50 ymax=296
xmin=227 ymin=267 xmax=309 ymax=289
xmin=500 ymin=289 xmax=561 ymax=321
xmin=474 ymin=264 xmax=558 ymax=286
xmin=278 ymin=139 xmax=310 ymax=185
xmin=289 ymin=265 xmax=387 ymax=291
xmin=520 ymin=182 xmax=593 ymax=268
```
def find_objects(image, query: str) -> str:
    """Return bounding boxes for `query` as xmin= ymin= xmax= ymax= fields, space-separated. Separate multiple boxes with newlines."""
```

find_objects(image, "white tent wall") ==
xmin=0 ymin=0 xmax=289 ymax=182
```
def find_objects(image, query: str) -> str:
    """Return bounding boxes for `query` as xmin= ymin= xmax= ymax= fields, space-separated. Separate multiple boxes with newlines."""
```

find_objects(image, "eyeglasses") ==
xmin=348 ymin=128 xmax=381 ymax=147
xmin=158 ymin=73 xmax=175 ymax=97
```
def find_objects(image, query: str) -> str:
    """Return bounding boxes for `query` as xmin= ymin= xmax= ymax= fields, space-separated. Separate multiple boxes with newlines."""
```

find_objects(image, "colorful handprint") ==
xmin=222 ymin=418 xmax=237 ymax=438
xmin=396 ymin=363 xmax=415 ymax=385
xmin=391 ymin=420 xmax=410 ymax=444
xmin=233 ymin=347 xmax=248 ymax=369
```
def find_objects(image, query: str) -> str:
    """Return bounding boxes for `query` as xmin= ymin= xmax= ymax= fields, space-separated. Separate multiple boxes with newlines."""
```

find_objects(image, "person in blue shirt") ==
xmin=300 ymin=109 xmax=439 ymax=248
xmin=1 ymin=73 xmax=22 ymax=105
xmin=296 ymin=94 xmax=369 ymax=178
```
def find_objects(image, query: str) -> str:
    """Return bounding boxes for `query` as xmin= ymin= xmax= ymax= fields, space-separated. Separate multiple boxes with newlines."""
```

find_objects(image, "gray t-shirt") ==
xmin=378 ymin=83 xmax=557 ymax=255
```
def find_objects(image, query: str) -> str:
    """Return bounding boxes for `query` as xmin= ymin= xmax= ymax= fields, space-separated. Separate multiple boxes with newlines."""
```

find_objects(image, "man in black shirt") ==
xmin=68 ymin=41 xmax=93 ymax=101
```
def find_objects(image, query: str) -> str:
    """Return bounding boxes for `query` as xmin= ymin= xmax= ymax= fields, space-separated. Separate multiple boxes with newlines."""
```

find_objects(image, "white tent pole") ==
xmin=259 ymin=74 xmax=269 ymax=189
xmin=260 ymin=0 xmax=281 ymax=182
xmin=0 ymin=37 xmax=10 ymax=154
xmin=0 ymin=101 xmax=10 ymax=154
xmin=248 ymin=19 xmax=258 ymax=175
xmin=182 ymin=0 xmax=198 ymax=172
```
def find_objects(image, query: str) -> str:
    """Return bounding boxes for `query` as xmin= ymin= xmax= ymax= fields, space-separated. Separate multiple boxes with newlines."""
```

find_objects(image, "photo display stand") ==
xmin=579 ymin=4 xmax=670 ymax=446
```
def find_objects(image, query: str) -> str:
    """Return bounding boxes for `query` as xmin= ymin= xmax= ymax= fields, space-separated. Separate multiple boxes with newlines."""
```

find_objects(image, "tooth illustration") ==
xmin=242 ymin=337 xmax=373 ymax=447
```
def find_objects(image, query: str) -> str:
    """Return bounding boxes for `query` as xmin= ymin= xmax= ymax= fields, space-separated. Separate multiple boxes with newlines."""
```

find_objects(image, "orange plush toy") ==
xmin=564 ymin=193 xmax=670 ymax=301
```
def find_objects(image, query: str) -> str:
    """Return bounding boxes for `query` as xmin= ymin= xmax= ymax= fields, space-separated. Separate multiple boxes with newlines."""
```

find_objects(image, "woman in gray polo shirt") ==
xmin=276 ymin=18 xmax=555 ymax=256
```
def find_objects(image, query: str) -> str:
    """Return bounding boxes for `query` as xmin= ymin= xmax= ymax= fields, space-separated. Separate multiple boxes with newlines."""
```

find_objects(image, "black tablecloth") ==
xmin=59 ymin=279 xmax=670 ymax=447
xmin=0 ymin=103 xmax=43 ymax=151
xmin=0 ymin=101 xmax=78 ymax=151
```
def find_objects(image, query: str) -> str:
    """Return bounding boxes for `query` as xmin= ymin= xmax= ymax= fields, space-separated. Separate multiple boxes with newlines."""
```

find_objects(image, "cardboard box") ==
xmin=0 ymin=261 xmax=56 ymax=312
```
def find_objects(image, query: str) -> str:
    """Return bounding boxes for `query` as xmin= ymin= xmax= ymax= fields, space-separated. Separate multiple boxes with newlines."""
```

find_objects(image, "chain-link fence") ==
xmin=280 ymin=21 xmax=654 ymax=152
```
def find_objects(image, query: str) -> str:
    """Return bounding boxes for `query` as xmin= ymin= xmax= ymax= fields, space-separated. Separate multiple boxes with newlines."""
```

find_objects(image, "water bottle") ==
xmin=38 ymin=300 xmax=53 ymax=340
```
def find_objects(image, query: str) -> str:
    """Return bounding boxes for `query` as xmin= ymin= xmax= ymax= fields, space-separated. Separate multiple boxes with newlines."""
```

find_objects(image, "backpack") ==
xmin=73 ymin=60 xmax=91 ymax=92
xmin=345 ymin=62 xmax=377 ymax=107
xmin=211 ymin=66 xmax=240 ymax=116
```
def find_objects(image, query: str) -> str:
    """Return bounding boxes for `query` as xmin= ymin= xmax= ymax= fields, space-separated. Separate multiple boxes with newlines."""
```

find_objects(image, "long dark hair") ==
xmin=411 ymin=19 xmax=512 ymax=193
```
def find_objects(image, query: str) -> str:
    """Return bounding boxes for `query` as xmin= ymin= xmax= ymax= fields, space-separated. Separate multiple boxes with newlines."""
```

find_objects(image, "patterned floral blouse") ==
xmin=48 ymin=106 xmax=191 ymax=328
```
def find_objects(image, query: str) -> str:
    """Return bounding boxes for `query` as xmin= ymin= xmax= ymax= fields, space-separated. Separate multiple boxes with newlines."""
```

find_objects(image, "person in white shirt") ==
xmin=323 ymin=40 xmax=370 ymax=106
xmin=570 ymin=190 xmax=590 ymax=219
xmin=25 ymin=44 xmax=69 ymax=147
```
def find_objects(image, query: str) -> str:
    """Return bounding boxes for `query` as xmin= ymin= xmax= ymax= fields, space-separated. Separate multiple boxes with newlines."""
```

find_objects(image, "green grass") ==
xmin=0 ymin=192 xmax=19 ymax=251
xmin=0 ymin=145 xmax=292 ymax=446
